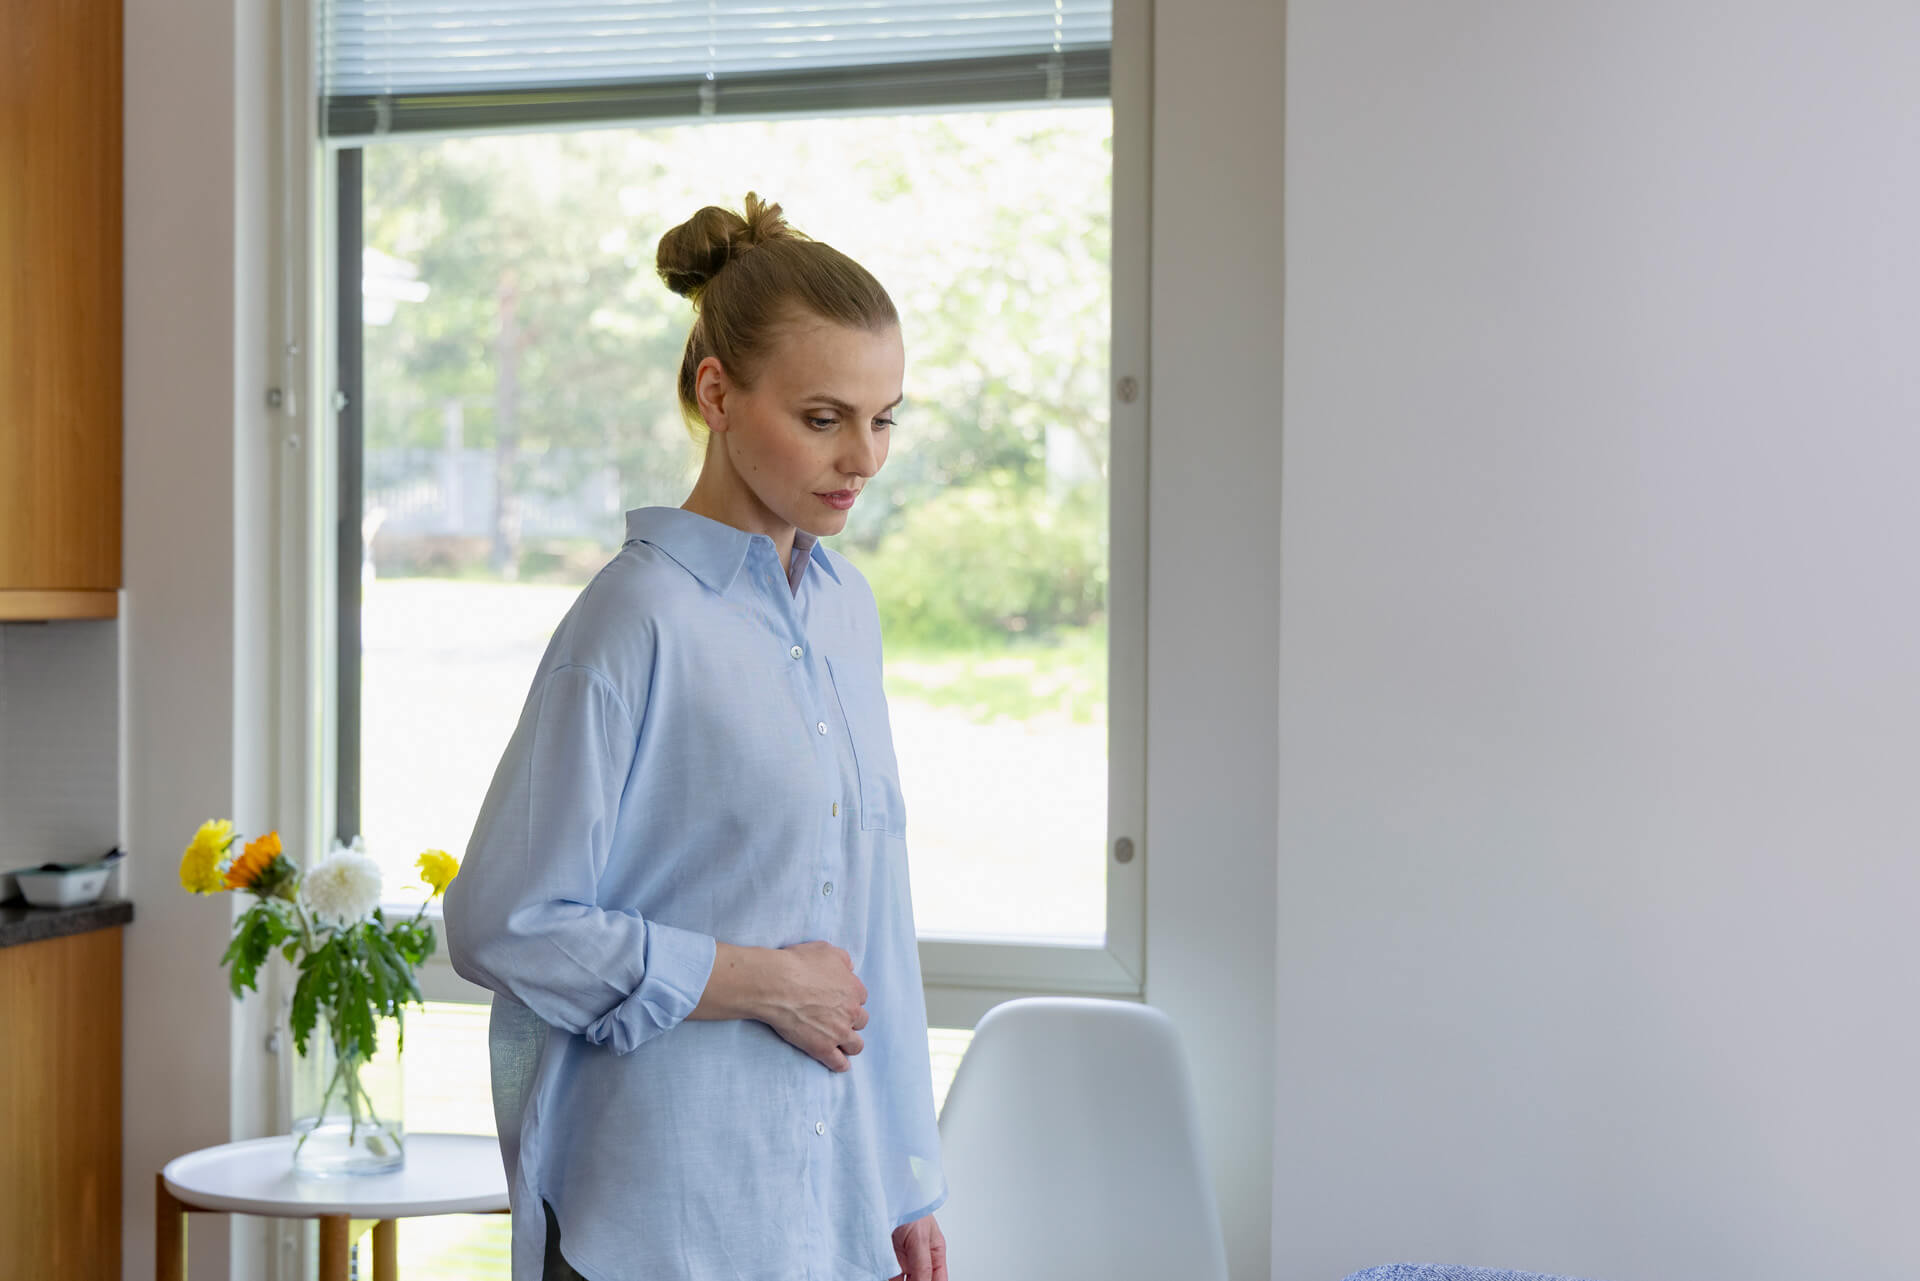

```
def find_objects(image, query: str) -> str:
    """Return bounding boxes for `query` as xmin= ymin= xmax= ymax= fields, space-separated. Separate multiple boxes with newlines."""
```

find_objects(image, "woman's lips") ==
xmin=816 ymin=490 xmax=857 ymax=510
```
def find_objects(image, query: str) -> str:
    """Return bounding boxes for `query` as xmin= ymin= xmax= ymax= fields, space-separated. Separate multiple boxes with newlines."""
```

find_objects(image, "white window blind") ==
xmin=320 ymin=1 xmax=1113 ymax=139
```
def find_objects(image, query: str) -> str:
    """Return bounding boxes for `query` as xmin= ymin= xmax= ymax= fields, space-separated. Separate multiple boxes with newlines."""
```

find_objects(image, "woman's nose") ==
xmin=839 ymin=428 xmax=879 ymax=478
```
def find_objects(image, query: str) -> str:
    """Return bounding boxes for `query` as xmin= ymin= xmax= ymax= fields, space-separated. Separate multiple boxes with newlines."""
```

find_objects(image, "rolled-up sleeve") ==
xmin=445 ymin=662 xmax=716 ymax=1054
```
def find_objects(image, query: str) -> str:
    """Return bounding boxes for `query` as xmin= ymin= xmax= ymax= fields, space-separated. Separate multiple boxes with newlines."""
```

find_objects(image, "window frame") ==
xmin=302 ymin=0 xmax=1151 ymax=1025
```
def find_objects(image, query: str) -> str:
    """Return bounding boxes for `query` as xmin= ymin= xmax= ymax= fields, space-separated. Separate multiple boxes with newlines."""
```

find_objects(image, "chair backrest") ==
xmin=936 ymin=997 xmax=1229 ymax=1281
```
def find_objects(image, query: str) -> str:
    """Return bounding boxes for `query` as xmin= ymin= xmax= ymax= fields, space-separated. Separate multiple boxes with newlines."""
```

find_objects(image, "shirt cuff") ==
xmin=584 ymin=921 xmax=718 ymax=1055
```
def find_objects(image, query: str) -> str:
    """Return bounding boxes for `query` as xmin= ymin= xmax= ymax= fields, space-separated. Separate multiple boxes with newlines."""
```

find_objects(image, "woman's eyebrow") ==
xmin=804 ymin=393 xmax=905 ymax=413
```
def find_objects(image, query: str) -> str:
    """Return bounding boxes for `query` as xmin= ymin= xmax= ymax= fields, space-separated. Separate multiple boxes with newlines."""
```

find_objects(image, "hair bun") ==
xmin=655 ymin=191 xmax=798 ymax=300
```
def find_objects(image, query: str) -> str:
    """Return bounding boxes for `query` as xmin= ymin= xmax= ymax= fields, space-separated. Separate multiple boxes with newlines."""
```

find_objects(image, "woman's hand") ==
xmin=766 ymin=940 xmax=870 ymax=1071
xmin=890 ymin=1213 xmax=947 ymax=1281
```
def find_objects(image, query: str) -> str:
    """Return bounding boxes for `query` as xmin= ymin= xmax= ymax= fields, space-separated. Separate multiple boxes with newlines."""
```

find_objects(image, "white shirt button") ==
xmin=815 ymin=1121 xmax=826 ymax=1135
xmin=816 ymin=721 xmax=828 ymax=735
xmin=790 ymin=645 xmax=803 ymax=659
xmin=822 ymin=881 xmax=833 ymax=896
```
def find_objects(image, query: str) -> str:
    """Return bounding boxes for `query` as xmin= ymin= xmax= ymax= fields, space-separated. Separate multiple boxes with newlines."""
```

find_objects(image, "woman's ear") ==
xmin=695 ymin=356 xmax=731 ymax=434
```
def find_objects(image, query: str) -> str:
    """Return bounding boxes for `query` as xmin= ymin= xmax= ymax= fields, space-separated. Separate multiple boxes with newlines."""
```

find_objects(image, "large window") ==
xmin=278 ymin=4 xmax=1145 ymax=1274
xmin=348 ymin=108 xmax=1115 ymax=946
xmin=322 ymin=0 xmax=1148 ymax=1024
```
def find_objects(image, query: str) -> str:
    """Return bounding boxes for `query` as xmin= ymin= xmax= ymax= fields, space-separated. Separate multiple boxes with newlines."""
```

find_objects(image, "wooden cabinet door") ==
xmin=0 ymin=0 xmax=123 ymax=603
xmin=0 ymin=927 xmax=124 ymax=1279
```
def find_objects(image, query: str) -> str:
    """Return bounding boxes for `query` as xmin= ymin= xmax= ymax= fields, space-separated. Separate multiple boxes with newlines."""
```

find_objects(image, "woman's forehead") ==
xmin=766 ymin=317 xmax=904 ymax=394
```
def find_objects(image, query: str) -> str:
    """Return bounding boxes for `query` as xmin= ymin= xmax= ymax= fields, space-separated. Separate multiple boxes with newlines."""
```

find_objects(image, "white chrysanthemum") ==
xmin=299 ymin=849 xmax=384 ymax=929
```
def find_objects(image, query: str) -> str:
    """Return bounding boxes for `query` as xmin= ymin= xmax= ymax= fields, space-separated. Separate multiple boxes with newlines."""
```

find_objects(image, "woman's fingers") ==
xmin=905 ymin=1221 xmax=933 ymax=1281
xmin=840 ymin=1032 xmax=865 ymax=1058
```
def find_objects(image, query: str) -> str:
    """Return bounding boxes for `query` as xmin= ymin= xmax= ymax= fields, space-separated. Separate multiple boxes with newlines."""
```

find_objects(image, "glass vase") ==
xmin=290 ymin=1007 xmax=406 ymax=1176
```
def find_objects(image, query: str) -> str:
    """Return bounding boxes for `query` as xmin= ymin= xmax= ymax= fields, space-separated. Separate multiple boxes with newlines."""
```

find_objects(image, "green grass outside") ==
xmin=884 ymin=626 xmax=1107 ymax=725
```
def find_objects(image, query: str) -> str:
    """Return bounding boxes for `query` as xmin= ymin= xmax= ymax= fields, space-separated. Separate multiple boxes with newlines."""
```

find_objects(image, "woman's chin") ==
xmin=800 ymin=504 xmax=853 ymax=533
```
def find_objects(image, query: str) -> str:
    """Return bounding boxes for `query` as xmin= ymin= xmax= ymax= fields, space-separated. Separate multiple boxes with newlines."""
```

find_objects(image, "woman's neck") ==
xmin=681 ymin=472 xmax=796 ymax=577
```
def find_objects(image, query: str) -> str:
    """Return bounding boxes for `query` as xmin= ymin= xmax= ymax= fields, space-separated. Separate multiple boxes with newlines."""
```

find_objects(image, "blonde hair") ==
xmin=656 ymin=192 xmax=898 ymax=441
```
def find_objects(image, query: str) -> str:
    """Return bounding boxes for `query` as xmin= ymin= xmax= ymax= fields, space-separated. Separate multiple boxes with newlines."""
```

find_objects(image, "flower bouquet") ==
xmin=178 ymin=821 xmax=459 ymax=1174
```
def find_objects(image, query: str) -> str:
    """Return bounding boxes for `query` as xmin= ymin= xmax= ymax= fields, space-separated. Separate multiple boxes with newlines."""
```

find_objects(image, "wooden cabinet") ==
xmin=0 ymin=0 xmax=123 ymax=621
xmin=0 ymin=925 xmax=125 ymax=1279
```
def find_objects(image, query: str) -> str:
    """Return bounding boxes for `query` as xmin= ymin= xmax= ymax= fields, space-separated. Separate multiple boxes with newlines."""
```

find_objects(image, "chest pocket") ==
xmin=824 ymin=654 xmax=907 ymax=838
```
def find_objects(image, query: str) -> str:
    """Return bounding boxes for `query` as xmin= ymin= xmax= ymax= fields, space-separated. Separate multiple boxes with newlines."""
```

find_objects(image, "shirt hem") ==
xmin=891 ymin=1182 xmax=949 ymax=1231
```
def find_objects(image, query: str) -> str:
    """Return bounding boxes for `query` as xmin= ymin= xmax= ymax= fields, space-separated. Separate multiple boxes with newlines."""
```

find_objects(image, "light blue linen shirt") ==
xmin=444 ymin=506 xmax=948 ymax=1281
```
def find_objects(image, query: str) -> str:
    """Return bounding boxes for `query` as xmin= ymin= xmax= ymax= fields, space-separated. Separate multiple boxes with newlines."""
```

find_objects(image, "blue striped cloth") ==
xmin=1344 ymin=1267 xmax=1600 ymax=1281
xmin=446 ymin=506 xmax=947 ymax=1281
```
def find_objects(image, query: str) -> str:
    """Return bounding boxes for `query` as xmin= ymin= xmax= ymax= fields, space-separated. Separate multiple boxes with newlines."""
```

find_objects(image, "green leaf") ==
xmin=369 ymin=939 xmax=407 ymax=1010
xmin=289 ymin=964 xmax=321 ymax=1056
xmin=220 ymin=903 xmax=291 ymax=998
xmin=387 ymin=918 xmax=438 ymax=969
xmin=271 ymin=914 xmax=430 ymax=1069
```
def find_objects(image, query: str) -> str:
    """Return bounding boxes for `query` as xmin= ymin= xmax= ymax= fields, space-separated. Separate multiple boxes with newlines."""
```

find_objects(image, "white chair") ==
xmin=935 ymin=996 xmax=1229 ymax=1281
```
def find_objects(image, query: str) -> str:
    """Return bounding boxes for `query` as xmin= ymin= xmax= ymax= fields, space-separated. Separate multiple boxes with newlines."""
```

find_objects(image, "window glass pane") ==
xmin=392 ymin=1002 xmax=511 ymax=1275
xmin=392 ymin=1213 xmax=512 ymax=1278
xmin=928 ymin=1025 xmax=974 ymax=1117
xmin=359 ymin=110 xmax=1111 ymax=944
xmin=396 ymin=998 xmax=496 ymax=1134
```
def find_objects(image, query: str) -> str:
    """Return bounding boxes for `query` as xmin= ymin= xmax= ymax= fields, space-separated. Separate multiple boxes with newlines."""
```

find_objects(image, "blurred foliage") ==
xmin=360 ymin=108 xmax=1112 ymax=608
xmin=862 ymin=475 xmax=1106 ymax=648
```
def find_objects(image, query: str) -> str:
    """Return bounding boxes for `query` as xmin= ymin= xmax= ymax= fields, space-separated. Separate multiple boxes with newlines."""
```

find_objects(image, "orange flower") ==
xmin=224 ymin=831 xmax=284 ymax=891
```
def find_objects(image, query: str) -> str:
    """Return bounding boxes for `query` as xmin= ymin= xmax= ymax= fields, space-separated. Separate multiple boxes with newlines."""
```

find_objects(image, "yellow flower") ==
xmin=416 ymin=849 xmax=460 ymax=897
xmin=224 ymin=831 xmax=283 ymax=891
xmin=179 ymin=819 xmax=235 ymax=894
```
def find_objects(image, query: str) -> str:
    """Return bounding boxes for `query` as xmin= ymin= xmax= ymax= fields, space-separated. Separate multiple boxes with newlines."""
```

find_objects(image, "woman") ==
xmin=445 ymin=193 xmax=950 ymax=1281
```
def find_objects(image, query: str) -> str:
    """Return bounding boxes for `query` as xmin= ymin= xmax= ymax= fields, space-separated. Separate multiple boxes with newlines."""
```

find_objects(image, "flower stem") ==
xmin=298 ymin=1040 xmax=352 ymax=1159
xmin=346 ymin=1049 xmax=363 ymax=1144
xmin=290 ymin=898 xmax=320 ymax=955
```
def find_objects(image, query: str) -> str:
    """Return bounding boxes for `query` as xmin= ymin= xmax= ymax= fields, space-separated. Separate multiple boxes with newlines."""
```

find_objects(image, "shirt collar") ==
xmin=789 ymin=526 xmax=842 ymax=586
xmin=624 ymin=506 xmax=842 ymax=595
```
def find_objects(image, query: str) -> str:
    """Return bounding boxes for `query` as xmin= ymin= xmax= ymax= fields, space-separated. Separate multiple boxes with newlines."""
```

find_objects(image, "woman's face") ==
xmin=695 ymin=313 xmax=903 ymax=540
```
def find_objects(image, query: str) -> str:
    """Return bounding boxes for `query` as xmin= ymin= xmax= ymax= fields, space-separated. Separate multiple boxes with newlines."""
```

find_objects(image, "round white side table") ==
xmin=157 ymin=1132 xmax=509 ymax=1281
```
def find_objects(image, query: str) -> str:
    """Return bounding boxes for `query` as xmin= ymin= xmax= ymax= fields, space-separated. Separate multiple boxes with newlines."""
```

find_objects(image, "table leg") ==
xmin=154 ymin=1174 xmax=187 ymax=1281
xmin=318 ymin=1215 xmax=352 ymax=1281
xmin=373 ymin=1219 xmax=398 ymax=1280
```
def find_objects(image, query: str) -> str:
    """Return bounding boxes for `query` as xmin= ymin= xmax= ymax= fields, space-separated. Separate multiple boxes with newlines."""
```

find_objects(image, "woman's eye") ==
xmin=806 ymin=414 xmax=895 ymax=431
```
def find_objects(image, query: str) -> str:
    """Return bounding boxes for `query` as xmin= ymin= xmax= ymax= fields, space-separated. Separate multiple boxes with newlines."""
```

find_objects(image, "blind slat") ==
xmin=321 ymin=0 xmax=1111 ymax=138
xmin=333 ymin=42 xmax=1104 ymax=79
xmin=324 ymin=2 xmax=1113 ymax=25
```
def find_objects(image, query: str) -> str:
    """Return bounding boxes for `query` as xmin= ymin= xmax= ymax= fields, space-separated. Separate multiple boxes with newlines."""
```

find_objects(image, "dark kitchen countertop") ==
xmin=0 ymin=897 xmax=134 ymax=949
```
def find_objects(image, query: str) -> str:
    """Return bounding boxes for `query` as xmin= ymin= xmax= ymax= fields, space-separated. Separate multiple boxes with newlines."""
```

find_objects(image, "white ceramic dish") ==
xmin=12 ymin=863 xmax=112 ymax=908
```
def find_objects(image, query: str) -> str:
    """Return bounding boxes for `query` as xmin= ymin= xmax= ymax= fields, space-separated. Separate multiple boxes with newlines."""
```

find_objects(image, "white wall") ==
xmin=1277 ymin=5 xmax=1920 ymax=1280
xmin=1148 ymin=2 xmax=1285 ymax=1278
xmin=123 ymin=0 xmax=280 ymax=1276
xmin=0 ymin=620 xmax=118 ymax=877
